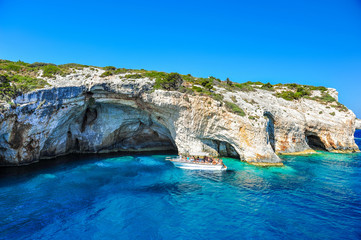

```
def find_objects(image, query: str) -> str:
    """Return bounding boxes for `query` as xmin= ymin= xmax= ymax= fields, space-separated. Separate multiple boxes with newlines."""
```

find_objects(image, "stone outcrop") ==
xmin=0 ymin=68 xmax=359 ymax=166
xmin=356 ymin=119 xmax=361 ymax=130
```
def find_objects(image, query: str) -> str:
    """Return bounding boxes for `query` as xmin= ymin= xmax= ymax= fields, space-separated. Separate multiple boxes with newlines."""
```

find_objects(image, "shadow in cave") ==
xmin=305 ymin=131 xmax=327 ymax=151
xmin=264 ymin=112 xmax=276 ymax=152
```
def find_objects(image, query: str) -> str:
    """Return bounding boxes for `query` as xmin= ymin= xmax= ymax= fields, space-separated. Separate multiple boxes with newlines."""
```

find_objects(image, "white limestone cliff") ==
xmin=0 ymin=68 xmax=358 ymax=166
xmin=356 ymin=119 xmax=361 ymax=130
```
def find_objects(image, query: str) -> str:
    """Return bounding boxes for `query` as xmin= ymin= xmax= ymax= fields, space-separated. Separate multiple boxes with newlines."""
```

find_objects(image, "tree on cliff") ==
xmin=0 ymin=75 xmax=17 ymax=101
xmin=158 ymin=73 xmax=183 ymax=90
xmin=226 ymin=78 xmax=233 ymax=86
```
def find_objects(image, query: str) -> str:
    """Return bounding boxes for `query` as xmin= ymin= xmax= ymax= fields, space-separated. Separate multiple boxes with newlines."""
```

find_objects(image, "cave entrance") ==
xmin=201 ymin=139 xmax=240 ymax=158
xmin=264 ymin=112 xmax=276 ymax=152
xmin=40 ymin=103 xmax=178 ymax=158
xmin=103 ymin=120 xmax=178 ymax=153
xmin=305 ymin=131 xmax=327 ymax=151
xmin=80 ymin=103 xmax=179 ymax=154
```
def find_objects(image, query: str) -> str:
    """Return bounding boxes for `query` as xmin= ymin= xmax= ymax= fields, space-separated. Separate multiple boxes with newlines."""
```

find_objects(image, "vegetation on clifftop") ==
xmin=0 ymin=74 xmax=48 ymax=102
xmin=0 ymin=59 xmax=91 ymax=79
xmin=224 ymin=101 xmax=246 ymax=116
xmin=0 ymin=59 xmax=348 ymax=113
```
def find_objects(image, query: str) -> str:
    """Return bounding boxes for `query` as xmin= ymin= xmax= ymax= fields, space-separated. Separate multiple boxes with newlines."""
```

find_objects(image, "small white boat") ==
xmin=167 ymin=156 xmax=227 ymax=171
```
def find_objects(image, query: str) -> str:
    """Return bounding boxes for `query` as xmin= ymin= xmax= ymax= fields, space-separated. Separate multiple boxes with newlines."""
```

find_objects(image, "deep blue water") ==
xmin=1 ymin=133 xmax=361 ymax=240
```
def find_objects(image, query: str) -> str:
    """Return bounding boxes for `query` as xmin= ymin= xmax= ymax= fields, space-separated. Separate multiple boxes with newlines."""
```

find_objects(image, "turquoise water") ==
xmin=1 ymin=135 xmax=361 ymax=240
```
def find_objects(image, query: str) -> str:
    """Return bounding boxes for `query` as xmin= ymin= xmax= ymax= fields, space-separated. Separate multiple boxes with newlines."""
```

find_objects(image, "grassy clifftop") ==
xmin=0 ymin=59 xmax=346 ymax=112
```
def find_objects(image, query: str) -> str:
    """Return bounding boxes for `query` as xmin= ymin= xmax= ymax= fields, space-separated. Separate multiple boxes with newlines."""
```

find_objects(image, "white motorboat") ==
xmin=167 ymin=156 xmax=227 ymax=170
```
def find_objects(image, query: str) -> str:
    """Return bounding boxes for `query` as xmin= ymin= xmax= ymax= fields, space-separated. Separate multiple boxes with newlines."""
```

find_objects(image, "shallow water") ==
xmin=1 ymin=136 xmax=361 ymax=240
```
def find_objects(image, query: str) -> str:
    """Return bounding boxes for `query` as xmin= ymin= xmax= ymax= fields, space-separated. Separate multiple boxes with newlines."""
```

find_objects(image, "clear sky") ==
xmin=1 ymin=0 xmax=360 ymax=116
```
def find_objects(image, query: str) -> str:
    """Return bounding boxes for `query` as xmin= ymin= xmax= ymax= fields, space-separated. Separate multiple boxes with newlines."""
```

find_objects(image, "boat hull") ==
xmin=171 ymin=161 xmax=227 ymax=170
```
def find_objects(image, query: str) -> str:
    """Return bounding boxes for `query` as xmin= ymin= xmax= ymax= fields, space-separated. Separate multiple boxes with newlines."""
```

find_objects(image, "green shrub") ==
xmin=224 ymin=101 xmax=246 ymax=116
xmin=334 ymin=102 xmax=348 ymax=112
xmin=178 ymin=86 xmax=187 ymax=93
xmin=276 ymin=91 xmax=296 ymax=101
xmin=275 ymin=83 xmax=327 ymax=93
xmin=209 ymin=76 xmax=221 ymax=82
xmin=144 ymin=71 xmax=165 ymax=78
xmin=261 ymin=82 xmax=273 ymax=90
xmin=104 ymin=66 xmax=116 ymax=71
xmin=114 ymin=68 xmax=128 ymax=74
xmin=276 ymin=87 xmax=311 ymax=101
xmin=309 ymin=86 xmax=327 ymax=91
xmin=211 ymin=93 xmax=224 ymax=102
xmin=15 ymin=60 xmax=30 ymax=67
xmin=319 ymin=93 xmax=335 ymax=103
xmin=284 ymin=83 xmax=299 ymax=89
xmin=10 ymin=75 xmax=47 ymax=89
xmin=125 ymin=73 xmax=143 ymax=79
xmin=0 ymin=75 xmax=16 ymax=100
xmin=181 ymin=74 xmax=195 ymax=83
xmin=59 ymin=63 xmax=87 ymax=69
xmin=330 ymin=112 xmax=335 ymax=116
xmin=5 ymin=64 xmax=22 ymax=72
xmin=231 ymin=95 xmax=237 ymax=102
xmin=200 ymin=78 xmax=213 ymax=91
xmin=29 ymin=62 xmax=56 ymax=68
xmin=183 ymin=87 xmax=195 ymax=95
xmin=42 ymin=65 xmax=62 ymax=78
xmin=234 ymin=83 xmax=255 ymax=92
xmin=0 ymin=74 xmax=49 ymax=101
xmin=192 ymin=85 xmax=203 ymax=92
xmin=100 ymin=71 xmax=113 ymax=77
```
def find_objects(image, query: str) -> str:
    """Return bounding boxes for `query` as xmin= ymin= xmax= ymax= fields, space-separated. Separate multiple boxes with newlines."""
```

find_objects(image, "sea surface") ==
xmin=1 ymin=132 xmax=361 ymax=240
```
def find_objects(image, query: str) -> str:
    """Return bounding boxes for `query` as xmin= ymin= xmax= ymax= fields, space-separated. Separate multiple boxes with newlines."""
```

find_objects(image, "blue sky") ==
xmin=1 ymin=0 xmax=361 ymax=116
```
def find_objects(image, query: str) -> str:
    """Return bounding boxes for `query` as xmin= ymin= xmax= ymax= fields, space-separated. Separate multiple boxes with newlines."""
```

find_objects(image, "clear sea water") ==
xmin=1 ymin=132 xmax=361 ymax=240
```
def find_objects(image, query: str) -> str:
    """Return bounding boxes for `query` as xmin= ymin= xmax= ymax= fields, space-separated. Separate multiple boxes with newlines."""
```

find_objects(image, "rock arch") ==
xmin=199 ymin=138 xmax=240 ymax=158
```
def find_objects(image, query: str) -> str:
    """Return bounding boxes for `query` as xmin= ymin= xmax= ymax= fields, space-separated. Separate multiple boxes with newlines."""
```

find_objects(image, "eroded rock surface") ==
xmin=356 ymin=119 xmax=361 ymax=130
xmin=0 ymin=70 xmax=358 ymax=166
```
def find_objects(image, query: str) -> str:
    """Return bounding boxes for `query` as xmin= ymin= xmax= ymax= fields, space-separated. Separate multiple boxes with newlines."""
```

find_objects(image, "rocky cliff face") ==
xmin=0 ymin=68 xmax=359 ymax=166
xmin=356 ymin=119 xmax=361 ymax=130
